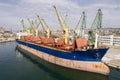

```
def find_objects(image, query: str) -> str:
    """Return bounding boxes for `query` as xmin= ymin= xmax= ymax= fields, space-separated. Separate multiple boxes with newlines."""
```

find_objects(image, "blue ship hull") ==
xmin=16 ymin=40 xmax=108 ymax=62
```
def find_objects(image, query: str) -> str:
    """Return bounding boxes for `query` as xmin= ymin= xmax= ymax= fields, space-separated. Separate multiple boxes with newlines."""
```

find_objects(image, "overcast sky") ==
xmin=0 ymin=0 xmax=120 ymax=31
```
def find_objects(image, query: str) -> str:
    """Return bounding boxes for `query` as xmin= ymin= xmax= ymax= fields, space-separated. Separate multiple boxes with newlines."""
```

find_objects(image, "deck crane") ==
xmin=21 ymin=19 xmax=31 ymax=36
xmin=53 ymin=5 xmax=69 ymax=44
xmin=33 ymin=20 xmax=40 ymax=29
xmin=27 ymin=18 xmax=39 ymax=36
xmin=32 ymin=19 xmax=40 ymax=36
xmin=36 ymin=14 xmax=51 ymax=38
xmin=74 ymin=11 xmax=86 ymax=38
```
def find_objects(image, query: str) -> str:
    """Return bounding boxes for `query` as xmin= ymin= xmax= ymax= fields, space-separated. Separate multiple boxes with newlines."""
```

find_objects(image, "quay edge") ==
xmin=17 ymin=44 xmax=110 ymax=75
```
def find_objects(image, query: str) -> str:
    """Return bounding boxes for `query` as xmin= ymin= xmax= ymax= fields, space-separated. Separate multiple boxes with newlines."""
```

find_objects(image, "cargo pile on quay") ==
xmin=16 ymin=5 xmax=110 ymax=75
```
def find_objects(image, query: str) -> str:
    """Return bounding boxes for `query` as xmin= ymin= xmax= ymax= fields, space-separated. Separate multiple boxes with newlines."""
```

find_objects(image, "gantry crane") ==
xmin=74 ymin=11 xmax=86 ymax=38
xmin=27 ymin=18 xmax=39 ymax=36
xmin=21 ymin=19 xmax=31 ymax=36
xmin=36 ymin=14 xmax=51 ymax=38
xmin=53 ymin=5 xmax=69 ymax=44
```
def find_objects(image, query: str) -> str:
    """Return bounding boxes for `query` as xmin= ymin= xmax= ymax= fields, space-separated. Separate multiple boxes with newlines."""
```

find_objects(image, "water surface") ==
xmin=0 ymin=42 xmax=119 ymax=80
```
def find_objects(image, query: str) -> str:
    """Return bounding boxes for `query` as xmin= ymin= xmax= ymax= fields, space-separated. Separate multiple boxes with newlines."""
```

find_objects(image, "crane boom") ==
xmin=91 ymin=9 xmax=102 ymax=30
xmin=21 ymin=19 xmax=30 ymax=36
xmin=63 ymin=14 xmax=68 ymax=27
xmin=36 ymin=14 xmax=46 ymax=31
xmin=81 ymin=12 xmax=86 ymax=37
xmin=89 ymin=9 xmax=102 ymax=48
xmin=27 ymin=18 xmax=34 ymax=30
xmin=27 ymin=18 xmax=35 ymax=35
xmin=27 ymin=18 xmax=39 ymax=36
xmin=74 ymin=11 xmax=86 ymax=38
xmin=33 ymin=20 xmax=40 ymax=29
xmin=36 ymin=14 xmax=50 ymax=38
xmin=53 ymin=5 xmax=65 ymax=30
xmin=81 ymin=12 xmax=86 ymax=30
xmin=53 ymin=5 xmax=69 ymax=44
xmin=21 ymin=19 xmax=27 ymax=31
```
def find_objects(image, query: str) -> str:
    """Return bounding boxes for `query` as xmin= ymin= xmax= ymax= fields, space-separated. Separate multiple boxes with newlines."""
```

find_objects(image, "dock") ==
xmin=0 ymin=38 xmax=16 ymax=43
xmin=102 ymin=46 xmax=120 ymax=69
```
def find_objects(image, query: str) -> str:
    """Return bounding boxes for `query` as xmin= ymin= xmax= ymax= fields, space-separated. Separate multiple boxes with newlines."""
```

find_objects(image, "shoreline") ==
xmin=0 ymin=38 xmax=16 ymax=43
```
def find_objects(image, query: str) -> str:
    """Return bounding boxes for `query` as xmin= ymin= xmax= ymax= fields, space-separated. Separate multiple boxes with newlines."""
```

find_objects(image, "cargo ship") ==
xmin=16 ymin=5 xmax=110 ymax=75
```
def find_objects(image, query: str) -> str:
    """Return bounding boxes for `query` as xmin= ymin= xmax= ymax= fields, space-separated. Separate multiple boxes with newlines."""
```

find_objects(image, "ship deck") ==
xmin=17 ymin=40 xmax=108 ymax=62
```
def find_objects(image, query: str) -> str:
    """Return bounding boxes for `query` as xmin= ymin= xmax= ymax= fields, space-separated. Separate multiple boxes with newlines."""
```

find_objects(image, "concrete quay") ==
xmin=102 ymin=46 xmax=120 ymax=69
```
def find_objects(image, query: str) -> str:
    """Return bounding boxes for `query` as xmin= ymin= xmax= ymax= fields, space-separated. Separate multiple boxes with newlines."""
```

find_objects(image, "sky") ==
xmin=0 ymin=0 xmax=120 ymax=31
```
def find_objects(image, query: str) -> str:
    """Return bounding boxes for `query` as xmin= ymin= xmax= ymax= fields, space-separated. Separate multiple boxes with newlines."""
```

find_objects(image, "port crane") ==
xmin=89 ymin=9 xmax=102 ymax=48
xmin=36 ymin=14 xmax=51 ymax=38
xmin=53 ymin=5 xmax=69 ymax=44
xmin=21 ymin=19 xmax=31 ymax=36
xmin=74 ymin=11 xmax=86 ymax=38
xmin=27 ymin=18 xmax=40 ymax=36
xmin=91 ymin=9 xmax=102 ymax=32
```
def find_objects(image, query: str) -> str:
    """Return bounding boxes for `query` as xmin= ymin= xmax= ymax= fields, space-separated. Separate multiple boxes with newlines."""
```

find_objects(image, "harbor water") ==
xmin=0 ymin=42 xmax=120 ymax=80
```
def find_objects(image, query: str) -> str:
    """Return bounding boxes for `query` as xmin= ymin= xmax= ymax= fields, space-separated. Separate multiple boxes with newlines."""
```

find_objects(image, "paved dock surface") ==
xmin=102 ymin=46 xmax=120 ymax=69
